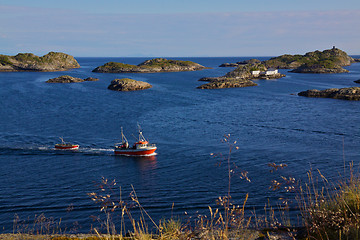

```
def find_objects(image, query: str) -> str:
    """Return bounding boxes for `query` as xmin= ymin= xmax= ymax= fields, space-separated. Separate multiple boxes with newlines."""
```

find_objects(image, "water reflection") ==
xmin=114 ymin=154 xmax=158 ymax=173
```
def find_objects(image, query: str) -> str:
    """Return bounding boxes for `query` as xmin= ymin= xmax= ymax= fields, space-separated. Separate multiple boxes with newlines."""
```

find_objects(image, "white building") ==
xmin=251 ymin=70 xmax=261 ymax=76
xmin=265 ymin=68 xmax=278 ymax=76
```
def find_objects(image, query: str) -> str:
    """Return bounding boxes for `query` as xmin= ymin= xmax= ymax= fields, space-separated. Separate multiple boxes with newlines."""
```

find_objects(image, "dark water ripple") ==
xmin=0 ymin=57 xmax=359 ymax=232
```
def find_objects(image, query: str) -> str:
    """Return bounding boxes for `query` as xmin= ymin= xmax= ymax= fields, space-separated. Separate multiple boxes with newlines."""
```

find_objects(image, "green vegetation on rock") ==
xmin=225 ymin=63 xmax=267 ymax=79
xmin=0 ymin=55 xmax=13 ymax=65
xmin=14 ymin=53 xmax=41 ymax=63
xmin=93 ymin=58 xmax=208 ymax=73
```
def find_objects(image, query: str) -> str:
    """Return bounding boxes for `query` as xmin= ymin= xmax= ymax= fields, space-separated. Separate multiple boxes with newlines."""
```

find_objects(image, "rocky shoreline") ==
xmin=197 ymin=77 xmax=258 ymax=89
xmin=93 ymin=58 xmax=209 ymax=73
xmin=0 ymin=52 xmax=80 ymax=72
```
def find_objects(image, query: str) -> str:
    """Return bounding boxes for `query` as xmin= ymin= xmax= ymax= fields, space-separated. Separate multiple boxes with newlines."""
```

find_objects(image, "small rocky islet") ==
xmin=0 ymin=52 xmax=80 ymax=72
xmin=92 ymin=58 xmax=209 ymax=73
xmin=107 ymin=78 xmax=152 ymax=91
xmin=46 ymin=75 xmax=99 ymax=83
xmin=46 ymin=75 xmax=150 ymax=92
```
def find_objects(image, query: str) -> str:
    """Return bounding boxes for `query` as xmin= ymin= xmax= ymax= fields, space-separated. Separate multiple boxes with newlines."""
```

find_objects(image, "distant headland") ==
xmin=92 ymin=58 xmax=210 ymax=73
xmin=0 ymin=52 xmax=80 ymax=72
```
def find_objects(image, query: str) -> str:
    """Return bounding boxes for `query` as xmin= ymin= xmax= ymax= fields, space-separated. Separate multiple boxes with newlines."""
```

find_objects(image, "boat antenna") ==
xmin=131 ymin=134 xmax=137 ymax=141
xmin=137 ymin=124 xmax=147 ymax=142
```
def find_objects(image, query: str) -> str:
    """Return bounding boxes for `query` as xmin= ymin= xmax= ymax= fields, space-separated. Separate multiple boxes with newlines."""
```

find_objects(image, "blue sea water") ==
xmin=0 ymin=56 xmax=359 ymax=233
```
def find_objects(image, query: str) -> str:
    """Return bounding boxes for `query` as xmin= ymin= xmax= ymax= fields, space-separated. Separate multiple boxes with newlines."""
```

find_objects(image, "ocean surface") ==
xmin=0 ymin=56 xmax=359 ymax=233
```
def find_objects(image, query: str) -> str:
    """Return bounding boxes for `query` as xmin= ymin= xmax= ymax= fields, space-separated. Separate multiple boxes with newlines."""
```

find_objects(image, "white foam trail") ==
xmin=83 ymin=148 xmax=114 ymax=152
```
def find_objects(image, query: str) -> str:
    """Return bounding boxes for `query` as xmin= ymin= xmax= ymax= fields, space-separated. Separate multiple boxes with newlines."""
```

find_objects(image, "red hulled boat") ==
xmin=114 ymin=127 xmax=157 ymax=156
xmin=55 ymin=137 xmax=79 ymax=150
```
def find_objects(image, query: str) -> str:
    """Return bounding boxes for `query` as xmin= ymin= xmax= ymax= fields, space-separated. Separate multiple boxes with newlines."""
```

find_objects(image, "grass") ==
xmin=298 ymin=164 xmax=360 ymax=239
xmin=0 ymin=55 xmax=13 ymax=65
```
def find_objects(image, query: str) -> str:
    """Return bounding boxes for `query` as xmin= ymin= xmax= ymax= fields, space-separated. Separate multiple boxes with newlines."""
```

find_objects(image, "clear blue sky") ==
xmin=0 ymin=0 xmax=359 ymax=57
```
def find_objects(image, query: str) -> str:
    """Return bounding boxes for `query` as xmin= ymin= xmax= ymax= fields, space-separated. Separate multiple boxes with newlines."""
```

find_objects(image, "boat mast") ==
xmin=121 ymin=127 xmax=128 ymax=144
xmin=59 ymin=137 xmax=65 ymax=145
xmin=137 ymin=124 xmax=147 ymax=142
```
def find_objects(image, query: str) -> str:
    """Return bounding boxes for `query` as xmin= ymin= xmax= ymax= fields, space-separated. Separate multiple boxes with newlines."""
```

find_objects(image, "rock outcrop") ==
xmin=291 ymin=64 xmax=349 ymax=73
xmin=265 ymin=47 xmax=355 ymax=73
xmin=219 ymin=59 xmax=261 ymax=67
xmin=93 ymin=58 xmax=209 ymax=73
xmin=107 ymin=78 xmax=152 ymax=91
xmin=354 ymin=79 xmax=360 ymax=84
xmin=197 ymin=77 xmax=257 ymax=89
xmin=298 ymin=87 xmax=360 ymax=100
xmin=46 ymin=75 xmax=99 ymax=83
xmin=0 ymin=52 xmax=80 ymax=72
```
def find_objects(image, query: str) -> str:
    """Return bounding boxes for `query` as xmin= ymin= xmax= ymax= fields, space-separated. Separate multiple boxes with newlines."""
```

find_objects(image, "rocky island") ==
xmin=219 ymin=47 xmax=357 ymax=74
xmin=0 ymin=52 xmax=80 ymax=72
xmin=107 ymin=78 xmax=152 ymax=91
xmin=93 ymin=58 xmax=209 ymax=73
xmin=46 ymin=75 xmax=99 ymax=83
xmin=298 ymin=87 xmax=360 ymax=100
xmin=198 ymin=62 xmax=285 ymax=89
xmin=355 ymin=79 xmax=360 ymax=84
xmin=264 ymin=47 xmax=355 ymax=73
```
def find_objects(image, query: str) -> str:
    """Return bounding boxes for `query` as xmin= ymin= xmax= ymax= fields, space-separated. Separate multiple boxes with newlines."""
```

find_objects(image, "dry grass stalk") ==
xmin=298 ymin=162 xmax=360 ymax=240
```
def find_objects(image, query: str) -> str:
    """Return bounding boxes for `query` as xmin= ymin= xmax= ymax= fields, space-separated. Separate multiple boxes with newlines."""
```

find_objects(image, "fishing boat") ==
xmin=55 ymin=137 xmax=79 ymax=150
xmin=114 ymin=127 xmax=157 ymax=156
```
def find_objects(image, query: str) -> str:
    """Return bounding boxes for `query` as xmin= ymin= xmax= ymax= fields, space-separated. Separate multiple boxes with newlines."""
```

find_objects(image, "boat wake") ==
xmin=0 ymin=145 xmax=115 ymax=156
